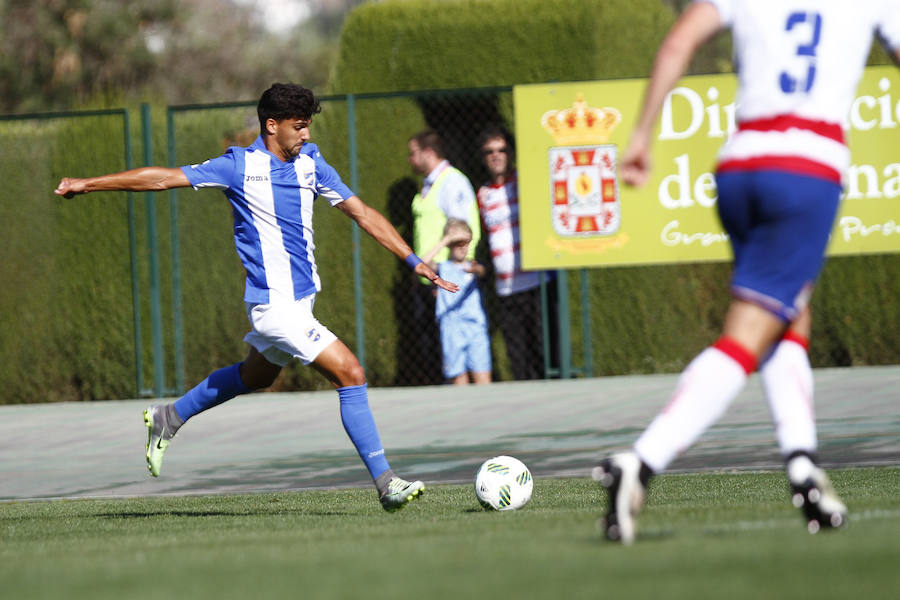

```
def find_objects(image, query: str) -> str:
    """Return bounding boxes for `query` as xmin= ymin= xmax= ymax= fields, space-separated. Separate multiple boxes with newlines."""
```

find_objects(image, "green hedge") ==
xmin=1 ymin=114 xmax=137 ymax=402
xmin=331 ymin=0 xmax=675 ymax=92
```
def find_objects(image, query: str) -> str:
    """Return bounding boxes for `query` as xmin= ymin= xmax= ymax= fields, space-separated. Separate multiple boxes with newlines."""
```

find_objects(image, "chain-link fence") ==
xmin=2 ymin=86 xmax=899 ymax=403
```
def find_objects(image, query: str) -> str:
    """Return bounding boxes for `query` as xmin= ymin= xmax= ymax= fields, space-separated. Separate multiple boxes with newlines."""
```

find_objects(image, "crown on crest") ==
xmin=541 ymin=94 xmax=621 ymax=145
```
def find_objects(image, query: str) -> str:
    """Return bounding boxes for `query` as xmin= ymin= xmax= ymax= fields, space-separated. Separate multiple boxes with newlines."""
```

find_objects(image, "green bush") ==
xmin=1 ymin=114 xmax=136 ymax=402
xmin=331 ymin=0 xmax=675 ymax=93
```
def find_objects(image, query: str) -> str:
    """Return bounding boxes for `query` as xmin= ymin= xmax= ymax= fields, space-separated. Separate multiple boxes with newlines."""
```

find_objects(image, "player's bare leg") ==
xmin=720 ymin=300 xmax=786 ymax=357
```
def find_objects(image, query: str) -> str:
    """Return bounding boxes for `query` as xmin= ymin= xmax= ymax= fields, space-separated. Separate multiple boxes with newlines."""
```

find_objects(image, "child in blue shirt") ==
xmin=423 ymin=219 xmax=492 ymax=384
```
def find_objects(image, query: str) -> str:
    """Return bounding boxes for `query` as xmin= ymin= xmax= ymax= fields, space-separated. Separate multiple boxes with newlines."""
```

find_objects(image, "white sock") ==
xmin=635 ymin=344 xmax=751 ymax=473
xmin=761 ymin=338 xmax=817 ymax=456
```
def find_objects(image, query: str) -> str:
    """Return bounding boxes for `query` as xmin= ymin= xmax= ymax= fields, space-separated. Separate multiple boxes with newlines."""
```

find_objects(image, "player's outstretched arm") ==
xmin=55 ymin=167 xmax=191 ymax=198
xmin=621 ymin=1 xmax=722 ymax=187
xmin=336 ymin=195 xmax=459 ymax=292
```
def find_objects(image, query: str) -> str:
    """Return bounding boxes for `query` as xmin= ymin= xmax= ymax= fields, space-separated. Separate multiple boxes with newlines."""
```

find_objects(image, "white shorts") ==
xmin=243 ymin=295 xmax=338 ymax=367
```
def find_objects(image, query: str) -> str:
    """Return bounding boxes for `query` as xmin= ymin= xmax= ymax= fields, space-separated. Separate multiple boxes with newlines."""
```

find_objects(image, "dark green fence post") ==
xmin=347 ymin=94 xmax=365 ymax=370
xmin=580 ymin=268 xmax=593 ymax=377
xmin=141 ymin=103 xmax=165 ymax=397
xmin=556 ymin=270 xmax=572 ymax=378
xmin=166 ymin=109 xmax=185 ymax=395
xmin=540 ymin=272 xmax=552 ymax=378
xmin=123 ymin=109 xmax=144 ymax=398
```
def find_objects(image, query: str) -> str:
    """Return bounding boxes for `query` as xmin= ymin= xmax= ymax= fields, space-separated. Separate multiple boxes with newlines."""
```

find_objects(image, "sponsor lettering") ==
xmin=658 ymin=77 xmax=899 ymax=142
xmin=849 ymin=77 xmax=900 ymax=131
xmin=659 ymin=86 xmax=737 ymax=141
xmin=844 ymin=163 xmax=900 ymax=200
xmin=657 ymin=154 xmax=718 ymax=209
xmin=839 ymin=216 xmax=900 ymax=242
xmin=656 ymin=154 xmax=900 ymax=208
xmin=661 ymin=220 xmax=728 ymax=247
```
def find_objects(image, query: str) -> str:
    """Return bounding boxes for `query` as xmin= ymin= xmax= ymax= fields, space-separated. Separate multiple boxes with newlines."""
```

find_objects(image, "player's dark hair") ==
xmin=257 ymin=83 xmax=321 ymax=131
xmin=410 ymin=129 xmax=445 ymax=158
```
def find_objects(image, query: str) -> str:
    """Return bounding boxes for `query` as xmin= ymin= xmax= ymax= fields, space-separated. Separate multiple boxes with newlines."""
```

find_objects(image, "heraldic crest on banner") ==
xmin=542 ymin=94 xmax=622 ymax=237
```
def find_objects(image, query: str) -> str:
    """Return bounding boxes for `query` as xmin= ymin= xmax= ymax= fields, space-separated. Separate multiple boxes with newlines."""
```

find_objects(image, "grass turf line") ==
xmin=1 ymin=467 xmax=898 ymax=600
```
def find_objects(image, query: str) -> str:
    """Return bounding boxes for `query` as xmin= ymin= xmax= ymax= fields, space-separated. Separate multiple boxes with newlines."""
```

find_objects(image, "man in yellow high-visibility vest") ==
xmin=406 ymin=129 xmax=483 ymax=383
xmin=408 ymin=129 xmax=481 ymax=270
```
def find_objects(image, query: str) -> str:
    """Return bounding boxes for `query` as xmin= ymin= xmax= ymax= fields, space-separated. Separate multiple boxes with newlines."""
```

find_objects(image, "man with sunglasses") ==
xmin=476 ymin=126 xmax=558 ymax=381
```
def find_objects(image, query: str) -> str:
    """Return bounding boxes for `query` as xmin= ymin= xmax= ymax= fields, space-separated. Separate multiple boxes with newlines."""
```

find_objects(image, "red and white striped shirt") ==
xmin=477 ymin=172 xmax=543 ymax=296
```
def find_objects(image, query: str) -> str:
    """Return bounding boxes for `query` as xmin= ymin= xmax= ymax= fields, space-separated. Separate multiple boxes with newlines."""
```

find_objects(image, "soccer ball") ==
xmin=474 ymin=455 xmax=534 ymax=511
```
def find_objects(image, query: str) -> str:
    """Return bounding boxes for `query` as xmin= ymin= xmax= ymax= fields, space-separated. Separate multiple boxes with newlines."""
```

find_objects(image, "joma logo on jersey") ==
xmin=245 ymin=175 xmax=270 ymax=182
xmin=306 ymin=328 xmax=321 ymax=342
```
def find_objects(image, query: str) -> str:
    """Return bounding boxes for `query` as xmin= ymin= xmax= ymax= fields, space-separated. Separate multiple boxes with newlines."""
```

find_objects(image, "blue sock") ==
xmin=338 ymin=384 xmax=390 ymax=480
xmin=173 ymin=363 xmax=251 ymax=422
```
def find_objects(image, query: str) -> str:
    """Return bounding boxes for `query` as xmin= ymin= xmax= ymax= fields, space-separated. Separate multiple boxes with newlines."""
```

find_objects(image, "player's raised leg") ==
xmin=313 ymin=339 xmax=424 ymax=511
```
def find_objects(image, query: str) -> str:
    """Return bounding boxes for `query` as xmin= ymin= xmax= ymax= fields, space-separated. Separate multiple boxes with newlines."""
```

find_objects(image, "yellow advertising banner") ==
xmin=514 ymin=66 xmax=900 ymax=269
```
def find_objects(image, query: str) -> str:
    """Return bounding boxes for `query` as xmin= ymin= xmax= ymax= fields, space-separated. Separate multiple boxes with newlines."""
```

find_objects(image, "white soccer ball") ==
xmin=474 ymin=455 xmax=534 ymax=511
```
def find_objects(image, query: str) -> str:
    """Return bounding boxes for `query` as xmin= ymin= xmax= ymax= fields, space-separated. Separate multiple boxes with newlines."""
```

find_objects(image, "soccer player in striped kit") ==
xmin=594 ymin=0 xmax=900 ymax=543
xmin=55 ymin=83 xmax=458 ymax=512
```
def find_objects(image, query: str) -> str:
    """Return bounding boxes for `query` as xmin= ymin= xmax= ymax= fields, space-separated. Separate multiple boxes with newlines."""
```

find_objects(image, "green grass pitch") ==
xmin=2 ymin=467 xmax=898 ymax=600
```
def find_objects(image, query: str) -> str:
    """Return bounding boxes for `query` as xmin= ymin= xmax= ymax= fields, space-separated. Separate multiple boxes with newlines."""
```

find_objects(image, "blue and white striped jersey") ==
xmin=181 ymin=136 xmax=354 ymax=304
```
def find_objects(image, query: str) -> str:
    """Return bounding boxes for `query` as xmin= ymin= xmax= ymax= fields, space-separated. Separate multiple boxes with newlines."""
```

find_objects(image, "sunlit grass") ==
xmin=2 ymin=468 xmax=898 ymax=600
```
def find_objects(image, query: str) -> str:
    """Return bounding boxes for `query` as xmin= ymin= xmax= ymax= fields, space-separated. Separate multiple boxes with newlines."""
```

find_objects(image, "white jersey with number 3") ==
xmin=701 ymin=0 xmax=900 ymax=183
